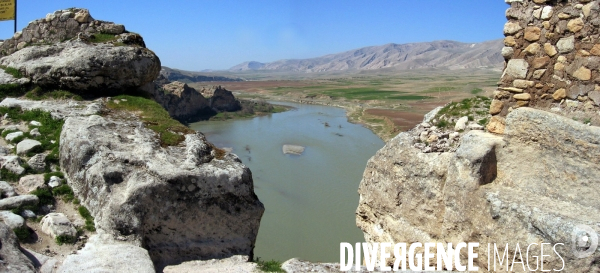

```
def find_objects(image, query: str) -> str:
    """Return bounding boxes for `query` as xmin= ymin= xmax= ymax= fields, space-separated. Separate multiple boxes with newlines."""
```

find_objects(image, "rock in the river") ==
xmin=282 ymin=144 xmax=306 ymax=155
xmin=356 ymin=108 xmax=600 ymax=271
xmin=40 ymin=213 xmax=77 ymax=239
xmin=0 ymin=222 xmax=35 ymax=273
xmin=0 ymin=40 xmax=160 ymax=93
xmin=60 ymin=114 xmax=264 ymax=268
xmin=58 ymin=234 xmax=154 ymax=273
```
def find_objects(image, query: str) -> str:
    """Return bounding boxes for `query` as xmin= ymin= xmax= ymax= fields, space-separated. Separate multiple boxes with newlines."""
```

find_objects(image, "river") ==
xmin=188 ymin=101 xmax=384 ymax=263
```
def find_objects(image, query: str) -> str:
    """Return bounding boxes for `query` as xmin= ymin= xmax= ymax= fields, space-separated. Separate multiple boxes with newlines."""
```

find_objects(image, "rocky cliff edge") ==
xmin=357 ymin=107 xmax=600 ymax=272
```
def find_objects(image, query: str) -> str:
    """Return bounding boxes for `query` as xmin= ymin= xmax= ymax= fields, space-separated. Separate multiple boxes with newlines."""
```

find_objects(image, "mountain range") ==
xmin=229 ymin=39 xmax=504 ymax=72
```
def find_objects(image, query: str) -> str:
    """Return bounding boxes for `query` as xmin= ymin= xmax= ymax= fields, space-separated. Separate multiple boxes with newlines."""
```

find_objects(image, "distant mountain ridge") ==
xmin=229 ymin=39 xmax=504 ymax=72
xmin=160 ymin=67 xmax=245 ymax=83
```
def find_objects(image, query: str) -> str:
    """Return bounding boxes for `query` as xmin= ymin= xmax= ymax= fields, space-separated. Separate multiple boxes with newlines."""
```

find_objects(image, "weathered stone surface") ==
xmin=0 ymin=195 xmax=38 ymax=210
xmin=16 ymin=139 xmax=41 ymax=155
xmin=567 ymin=18 xmax=585 ymax=32
xmin=357 ymin=108 xmax=600 ymax=272
xmin=501 ymin=46 xmax=514 ymax=58
xmin=524 ymin=26 xmax=541 ymax=41
xmin=573 ymin=66 xmax=592 ymax=80
xmin=523 ymin=42 xmax=541 ymax=55
xmin=591 ymin=44 xmax=600 ymax=56
xmin=541 ymin=5 xmax=553 ymax=19
xmin=557 ymin=36 xmax=575 ymax=53
xmin=533 ymin=69 xmax=547 ymax=79
xmin=0 ymin=211 xmax=25 ymax=229
xmin=282 ymin=144 xmax=305 ymax=155
xmin=163 ymin=255 xmax=257 ymax=273
xmin=544 ymin=43 xmax=558 ymax=56
xmin=48 ymin=176 xmax=62 ymax=188
xmin=18 ymin=174 xmax=45 ymax=193
xmin=41 ymin=213 xmax=77 ymax=239
xmin=567 ymin=83 xmax=595 ymax=99
xmin=0 ymin=40 xmax=160 ymax=93
xmin=146 ymin=79 xmax=212 ymax=122
xmin=454 ymin=116 xmax=468 ymax=131
xmin=59 ymin=114 xmax=264 ymax=268
xmin=0 ymin=156 xmax=24 ymax=175
xmin=502 ymin=59 xmax=528 ymax=79
xmin=504 ymin=36 xmax=516 ymax=47
xmin=489 ymin=99 xmax=504 ymax=115
xmin=0 ymin=181 xmax=16 ymax=197
xmin=553 ymin=88 xmax=567 ymax=100
xmin=29 ymin=128 xmax=40 ymax=138
xmin=503 ymin=21 xmax=522 ymax=35
xmin=0 ymin=98 xmax=102 ymax=120
xmin=531 ymin=56 xmax=550 ymax=69
xmin=5 ymin=131 xmax=23 ymax=142
xmin=21 ymin=248 xmax=61 ymax=273
xmin=0 ymin=222 xmax=35 ymax=273
xmin=513 ymin=79 xmax=534 ymax=88
xmin=513 ymin=93 xmax=531 ymax=100
xmin=58 ymin=234 xmax=154 ymax=273
xmin=210 ymin=87 xmax=242 ymax=112
xmin=27 ymin=154 xmax=46 ymax=172
xmin=487 ymin=115 xmax=506 ymax=134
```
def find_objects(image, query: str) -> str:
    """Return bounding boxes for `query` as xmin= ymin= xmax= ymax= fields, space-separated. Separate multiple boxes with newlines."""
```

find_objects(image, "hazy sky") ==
xmin=0 ymin=1 xmax=508 ymax=71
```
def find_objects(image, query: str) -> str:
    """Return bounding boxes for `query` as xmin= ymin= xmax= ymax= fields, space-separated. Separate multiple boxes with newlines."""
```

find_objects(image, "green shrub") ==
xmin=0 ymin=168 xmax=20 ymax=182
xmin=78 ymin=205 xmax=96 ymax=232
xmin=0 ymin=66 xmax=24 ymax=78
xmin=254 ymin=257 xmax=284 ymax=272
xmin=90 ymin=33 xmax=117 ymax=43
xmin=13 ymin=226 xmax=31 ymax=242
xmin=31 ymin=188 xmax=54 ymax=206
xmin=0 ymin=83 xmax=27 ymax=100
xmin=55 ymin=234 xmax=76 ymax=245
xmin=52 ymin=184 xmax=75 ymax=202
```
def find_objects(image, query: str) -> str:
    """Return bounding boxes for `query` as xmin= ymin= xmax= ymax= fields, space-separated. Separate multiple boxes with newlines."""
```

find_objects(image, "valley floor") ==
xmin=189 ymin=68 xmax=501 ymax=140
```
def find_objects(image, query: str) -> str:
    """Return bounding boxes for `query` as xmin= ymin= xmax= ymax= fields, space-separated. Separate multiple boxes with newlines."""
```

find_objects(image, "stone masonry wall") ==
xmin=0 ymin=8 xmax=143 ymax=56
xmin=488 ymin=0 xmax=600 ymax=133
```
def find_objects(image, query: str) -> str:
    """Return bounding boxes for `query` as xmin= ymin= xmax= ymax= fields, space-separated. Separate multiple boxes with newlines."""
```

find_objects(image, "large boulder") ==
xmin=59 ymin=114 xmax=264 ymax=268
xmin=0 ymin=40 xmax=160 ymax=93
xmin=40 ymin=213 xmax=77 ymax=239
xmin=356 ymin=107 xmax=600 ymax=272
xmin=210 ymin=86 xmax=242 ymax=112
xmin=147 ymin=79 xmax=213 ymax=122
xmin=0 ymin=222 xmax=35 ymax=273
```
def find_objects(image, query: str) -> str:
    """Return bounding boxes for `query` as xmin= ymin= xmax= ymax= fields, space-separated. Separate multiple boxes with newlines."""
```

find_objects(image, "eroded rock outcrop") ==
xmin=0 ymin=40 xmax=160 ymax=93
xmin=146 ymin=78 xmax=213 ymax=122
xmin=0 ymin=222 xmax=35 ymax=273
xmin=356 ymin=107 xmax=600 ymax=271
xmin=210 ymin=86 xmax=242 ymax=112
xmin=59 ymin=111 xmax=264 ymax=269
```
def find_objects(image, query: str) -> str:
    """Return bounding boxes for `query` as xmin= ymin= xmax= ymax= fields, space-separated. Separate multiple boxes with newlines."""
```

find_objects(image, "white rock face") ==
xmin=0 ymin=222 xmax=35 ymax=273
xmin=502 ymin=59 xmax=529 ymax=79
xmin=0 ymin=156 xmax=24 ymax=175
xmin=0 ymin=195 xmax=39 ymax=210
xmin=16 ymin=139 xmax=41 ymax=155
xmin=0 ymin=40 xmax=160 ymax=93
xmin=58 ymin=234 xmax=154 ymax=273
xmin=0 ymin=181 xmax=16 ymax=197
xmin=357 ymin=108 xmax=600 ymax=272
xmin=60 ymin=114 xmax=264 ymax=268
xmin=18 ymin=174 xmax=45 ymax=193
xmin=0 ymin=211 xmax=25 ymax=229
xmin=48 ymin=176 xmax=62 ymax=188
xmin=40 ymin=213 xmax=77 ymax=239
xmin=454 ymin=116 xmax=469 ymax=131
xmin=5 ymin=131 xmax=23 ymax=142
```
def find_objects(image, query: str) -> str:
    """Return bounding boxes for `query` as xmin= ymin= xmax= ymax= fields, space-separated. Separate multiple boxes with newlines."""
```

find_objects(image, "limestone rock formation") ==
xmin=0 ymin=8 xmax=135 ymax=56
xmin=356 ymin=107 xmax=600 ymax=272
xmin=58 ymin=234 xmax=155 ymax=273
xmin=210 ymin=86 xmax=242 ymax=112
xmin=0 ymin=222 xmax=36 ymax=273
xmin=147 ymin=78 xmax=213 ymax=122
xmin=60 ymin=112 xmax=264 ymax=268
xmin=0 ymin=40 xmax=160 ymax=93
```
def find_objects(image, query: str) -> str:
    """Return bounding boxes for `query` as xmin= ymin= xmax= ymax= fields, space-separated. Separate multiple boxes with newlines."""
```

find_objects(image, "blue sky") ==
xmin=0 ymin=1 xmax=508 ymax=71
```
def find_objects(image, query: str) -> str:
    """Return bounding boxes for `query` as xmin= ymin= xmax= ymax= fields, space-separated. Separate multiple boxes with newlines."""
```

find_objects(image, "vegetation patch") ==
xmin=106 ymin=95 xmax=194 ymax=146
xmin=25 ymin=87 xmax=83 ymax=101
xmin=0 ymin=65 xmax=24 ymax=78
xmin=90 ymin=33 xmax=117 ymax=43
xmin=313 ymin=88 xmax=431 ymax=101
xmin=78 ymin=205 xmax=96 ymax=232
xmin=13 ymin=226 xmax=31 ymax=242
xmin=31 ymin=188 xmax=54 ymax=206
xmin=53 ymin=184 xmax=75 ymax=203
xmin=433 ymin=96 xmax=491 ymax=129
xmin=55 ymin=234 xmax=76 ymax=245
xmin=254 ymin=257 xmax=284 ymax=272
xmin=0 ymin=83 xmax=28 ymax=100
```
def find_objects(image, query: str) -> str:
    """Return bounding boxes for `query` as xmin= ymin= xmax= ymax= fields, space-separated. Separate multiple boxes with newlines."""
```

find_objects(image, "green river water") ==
xmin=188 ymin=101 xmax=384 ymax=263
